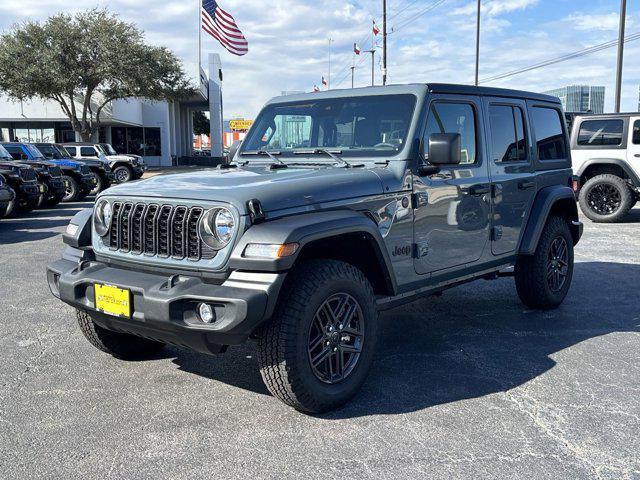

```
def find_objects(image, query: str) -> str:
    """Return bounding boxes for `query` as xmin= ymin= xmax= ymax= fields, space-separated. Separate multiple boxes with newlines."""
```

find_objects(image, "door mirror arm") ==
xmin=417 ymin=163 xmax=440 ymax=176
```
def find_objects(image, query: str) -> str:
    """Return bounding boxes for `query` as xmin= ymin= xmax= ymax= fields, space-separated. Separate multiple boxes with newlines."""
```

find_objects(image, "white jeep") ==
xmin=571 ymin=114 xmax=640 ymax=222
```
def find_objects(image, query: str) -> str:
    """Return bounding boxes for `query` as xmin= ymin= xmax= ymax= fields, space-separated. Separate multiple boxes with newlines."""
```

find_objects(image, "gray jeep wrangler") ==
xmin=47 ymin=84 xmax=583 ymax=413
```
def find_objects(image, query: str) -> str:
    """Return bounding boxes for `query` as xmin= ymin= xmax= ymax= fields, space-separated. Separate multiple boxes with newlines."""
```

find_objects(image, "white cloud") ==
xmin=0 ymin=0 xmax=639 ymax=116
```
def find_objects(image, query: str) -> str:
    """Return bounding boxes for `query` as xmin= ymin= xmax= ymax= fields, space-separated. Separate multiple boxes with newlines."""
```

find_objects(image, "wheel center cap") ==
xmin=329 ymin=331 xmax=340 ymax=346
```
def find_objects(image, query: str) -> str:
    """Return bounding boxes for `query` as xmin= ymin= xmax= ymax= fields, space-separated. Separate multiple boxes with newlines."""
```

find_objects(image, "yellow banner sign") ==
xmin=229 ymin=119 xmax=253 ymax=131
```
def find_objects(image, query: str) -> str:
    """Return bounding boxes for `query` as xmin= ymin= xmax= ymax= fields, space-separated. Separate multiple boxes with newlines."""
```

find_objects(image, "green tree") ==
xmin=193 ymin=111 xmax=210 ymax=136
xmin=0 ymin=9 xmax=194 ymax=141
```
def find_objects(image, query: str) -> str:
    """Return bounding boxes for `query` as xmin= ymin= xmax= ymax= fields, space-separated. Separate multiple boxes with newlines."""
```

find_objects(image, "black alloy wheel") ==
xmin=586 ymin=183 xmax=621 ymax=216
xmin=307 ymin=293 xmax=364 ymax=384
xmin=547 ymin=236 xmax=569 ymax=293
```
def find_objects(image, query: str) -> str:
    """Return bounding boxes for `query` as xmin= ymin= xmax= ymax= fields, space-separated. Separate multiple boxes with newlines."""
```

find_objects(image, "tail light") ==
xmin=570 ymin=175 xmax=579 ymax=193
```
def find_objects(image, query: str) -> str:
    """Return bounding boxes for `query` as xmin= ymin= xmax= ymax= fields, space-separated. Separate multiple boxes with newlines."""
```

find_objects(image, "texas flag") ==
xmin=373 ymin=20 xmax=380 ymax=36
xmin=313 ymin=85 xmax=320 ymax=92
xmin=321 ymin=76 xmax=328 ymax=86
xmin=354 ymin=43 xmax=361 ymax=55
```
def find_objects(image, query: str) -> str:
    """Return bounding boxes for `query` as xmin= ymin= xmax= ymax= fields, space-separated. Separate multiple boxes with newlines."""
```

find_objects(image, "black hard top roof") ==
xmin=268 ymin=83 xmax=560 ymax=104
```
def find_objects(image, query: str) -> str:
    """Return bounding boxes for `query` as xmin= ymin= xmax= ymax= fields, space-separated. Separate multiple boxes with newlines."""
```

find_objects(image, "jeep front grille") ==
xmin=19 ymin=168 xmax=37 ymax=181
xmin=106 ymin=202 xmax=211 ymax=260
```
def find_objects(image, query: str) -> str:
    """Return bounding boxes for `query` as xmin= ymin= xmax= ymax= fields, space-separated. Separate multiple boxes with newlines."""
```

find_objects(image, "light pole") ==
xmin=474 ymin=0 xmax=481 ymax=86
xmin=382 ymin=0 xmax=388 ymax=85
xmin=328 ymin=37 xmax=333 ymax=90
xmin=366 ymin=49 xmax=376 ymax=86
xmin=614 ymin=0 xmax=627 ymax=112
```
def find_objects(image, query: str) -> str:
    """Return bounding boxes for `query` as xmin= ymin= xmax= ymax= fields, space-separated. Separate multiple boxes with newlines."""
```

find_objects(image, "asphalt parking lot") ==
xmin=1 ymin=201 xmax=639 ymax=479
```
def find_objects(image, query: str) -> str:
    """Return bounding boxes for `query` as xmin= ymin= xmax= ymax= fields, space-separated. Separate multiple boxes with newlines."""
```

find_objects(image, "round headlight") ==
xmin=94 ymin=200 xmax=112 ymax=236
xmin=199 ymin=207 xmax=235 ymax=250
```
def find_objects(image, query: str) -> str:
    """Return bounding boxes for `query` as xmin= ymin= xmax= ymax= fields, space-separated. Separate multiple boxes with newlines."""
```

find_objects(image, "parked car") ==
xmin=35 ymin=143 xmax=113 ymax=198
xmin=63 ymin=143 xmax=145 ymax=183
xmin=48 ymin=84 xmax=582 ymax=413
xmin=0 ymin=160 xmax=41 ymax=213
xmin=98 ymin=143 xmax=146 ymax=176
xmin=0 ymin=143 xmax=65 ymax=207
xmin=0 ymin=173 xmax=16 ymax=218
xmin=571 ymin=113 xmax=640 ymax=222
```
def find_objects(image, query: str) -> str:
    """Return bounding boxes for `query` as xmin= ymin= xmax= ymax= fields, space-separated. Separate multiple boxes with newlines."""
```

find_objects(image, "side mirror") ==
xmin=428 ymin=133 xmax=462 ymax=165
xmin=227 ymin=140 xmax=242 ymax=163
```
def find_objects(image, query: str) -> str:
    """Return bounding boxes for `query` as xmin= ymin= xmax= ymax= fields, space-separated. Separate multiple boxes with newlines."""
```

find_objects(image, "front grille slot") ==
xmin=48 ymin=166 xmax=62 ymax=177
xmin=105 ymin=202 xmax=217 ymax=262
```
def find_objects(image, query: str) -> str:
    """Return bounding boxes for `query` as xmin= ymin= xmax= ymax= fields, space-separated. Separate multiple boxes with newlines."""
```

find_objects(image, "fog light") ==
xmin=198 ymin=303 xmax=215 ymax=323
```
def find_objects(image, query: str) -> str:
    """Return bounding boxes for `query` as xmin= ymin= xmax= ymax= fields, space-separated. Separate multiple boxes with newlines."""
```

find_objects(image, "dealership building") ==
xmin=0 ymin=55 xmax=225 ymax=167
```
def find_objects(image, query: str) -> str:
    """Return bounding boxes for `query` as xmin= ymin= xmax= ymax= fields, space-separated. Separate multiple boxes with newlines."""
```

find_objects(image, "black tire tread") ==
xmin=76 ymin=309 xmax=164 ymax=359
xmin=515 ymin=215 xmax=573 ymax=309
xmin=257 ymin=260 xmax=375 ymax=413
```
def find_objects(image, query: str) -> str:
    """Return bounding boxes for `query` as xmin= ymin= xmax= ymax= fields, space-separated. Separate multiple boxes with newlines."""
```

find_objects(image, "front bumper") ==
xmin=47 ymin=255 xmax=285 ymax=354
xmin=46 ymin=177 xmax=66 ymax=198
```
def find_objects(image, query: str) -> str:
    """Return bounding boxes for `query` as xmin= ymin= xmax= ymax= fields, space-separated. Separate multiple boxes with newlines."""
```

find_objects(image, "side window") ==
xmin=424 ymin=102 xmax=477 ymax=165
xmin=531 ymin=107 xmax=567 ymax=160
xmin=577 ymin=119 xmax=624 ymax=146
xmin=80 ymin=146 xmax=98 ymax=157
xmin=4 ymin=146 xmax=27 ymax=160
xmin=489 ymin=105 xmax=528 ymax=162
xmin=66 ymin=146 xmax=76 ymax=156
xmin=631 ymin=120 xmax=639 ymax=145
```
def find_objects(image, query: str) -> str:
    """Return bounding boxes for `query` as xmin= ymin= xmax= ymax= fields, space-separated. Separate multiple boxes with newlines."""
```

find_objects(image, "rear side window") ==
xmin=578 ymin=119 xmax=624 ymax=146
xmin=66 ymin=146 xmax=77 ymax=155
xmin=489 ymin=105 xmax=527 ymax=162
xmin=424 ymin=102 xmax=477 ymax=164
xmin=80 ymin=146 xmax=97 ymax=157
xmin=531 ymin=107 xmax=567 ymax=160
xmin=632 ymin=120 xmax=640 ymax=145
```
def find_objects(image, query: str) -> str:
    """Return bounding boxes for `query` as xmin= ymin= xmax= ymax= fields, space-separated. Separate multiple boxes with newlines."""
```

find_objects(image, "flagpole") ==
xmin=328 ymin=37 xmax=333 ymax=90
xmin=197 ymin=0 xmax=202 ymax=75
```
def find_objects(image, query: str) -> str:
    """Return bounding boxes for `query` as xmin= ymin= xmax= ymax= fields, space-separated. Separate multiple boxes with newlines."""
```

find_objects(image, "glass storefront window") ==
xmin=144 ymin=128 xmax=162 ymax=156
xmin=110 ymin=126 xmax=162 ymax=156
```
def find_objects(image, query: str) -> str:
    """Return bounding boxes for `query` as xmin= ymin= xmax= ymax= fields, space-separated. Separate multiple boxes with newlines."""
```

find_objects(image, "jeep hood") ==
xmin=103 ymin=166 xmax=392 ymax=213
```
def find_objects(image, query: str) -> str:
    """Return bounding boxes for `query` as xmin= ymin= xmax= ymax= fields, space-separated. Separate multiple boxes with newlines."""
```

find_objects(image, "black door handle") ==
xmin=634 ymin=154 xmax=640 ymax=158
xmin=518 ymin=180 xmax=536 ymax=190
xmin=469 ymin=184 xmax=491 ymax=196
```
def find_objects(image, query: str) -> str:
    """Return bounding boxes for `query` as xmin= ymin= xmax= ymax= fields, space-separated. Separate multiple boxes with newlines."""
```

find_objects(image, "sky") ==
xmin=0 ymin=0 xmax=638 ymax=119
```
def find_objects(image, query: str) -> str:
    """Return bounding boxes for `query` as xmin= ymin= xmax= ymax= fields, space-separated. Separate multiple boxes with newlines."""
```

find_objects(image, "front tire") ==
xmin=62 ymin=175 xmax=80 ymax=202
xmin=113 ymin=165 xmax=133 ymax=183
xmin=89 ymin=172 xmax=103 ymax=195
xmin=76 ymin=309 xmax=165 ymax=360
xmin=578 ymin=174 xmax=635 ymax=223
xmin=515 ymin=215 xmax=574 ymax=309
xmin=257 ymin=260 xmax=378 ymax=413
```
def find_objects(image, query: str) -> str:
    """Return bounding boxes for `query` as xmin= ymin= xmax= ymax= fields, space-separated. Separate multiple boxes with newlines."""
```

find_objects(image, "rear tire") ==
xmin=515 ymin=215 xmax=574 ymax=309
xmin=76 ymin=309 xmax=165 ymax=360
xmin=578 ymin=174 xmax=634 ymax=223
xmin=257 ymin=260 xmax=378 ymax=413
xmin=113 ymin=165 xmax=133 ymax=183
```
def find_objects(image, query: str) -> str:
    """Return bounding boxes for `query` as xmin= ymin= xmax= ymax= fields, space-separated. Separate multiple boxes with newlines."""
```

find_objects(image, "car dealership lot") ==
xmin=1 ymin=203 xmax=639 ymax=479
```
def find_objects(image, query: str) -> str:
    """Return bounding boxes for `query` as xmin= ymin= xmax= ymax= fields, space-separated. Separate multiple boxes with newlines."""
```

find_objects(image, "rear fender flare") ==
xmin=577 ymin=158 xmax=640 ymax=187
xmin=519 ymin=186 xmax=580 ymax=255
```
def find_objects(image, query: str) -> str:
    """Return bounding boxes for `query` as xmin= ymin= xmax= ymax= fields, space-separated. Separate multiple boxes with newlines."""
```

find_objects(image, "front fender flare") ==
xmin=229 ymin=209 xmax=395 ymax=288
xmin=519 ymin=186 xmax=581 ymax=256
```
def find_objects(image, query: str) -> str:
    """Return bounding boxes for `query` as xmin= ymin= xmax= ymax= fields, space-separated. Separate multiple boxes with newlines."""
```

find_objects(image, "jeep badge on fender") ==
xmin=47 ymin=84 xmax=582 ymax=414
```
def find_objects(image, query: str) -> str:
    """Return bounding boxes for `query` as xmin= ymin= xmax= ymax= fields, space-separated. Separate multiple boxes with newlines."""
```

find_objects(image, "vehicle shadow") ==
xmin=168 ymin=261 xmax=640 ymax=416
xmin=620 ymin=207 xmax=640 ymax=224
xmin=0 ymin=201 xmax=93 ymax=245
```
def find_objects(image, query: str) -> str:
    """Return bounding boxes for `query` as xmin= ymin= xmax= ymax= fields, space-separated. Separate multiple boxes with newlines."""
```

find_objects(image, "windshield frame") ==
xmin=24 ymin=144 xmax=46 ymax=160
xmin=239 ymin=93 xmax=418 ymax=159
xmin=100 ymin=143 xmax=117 ymax=155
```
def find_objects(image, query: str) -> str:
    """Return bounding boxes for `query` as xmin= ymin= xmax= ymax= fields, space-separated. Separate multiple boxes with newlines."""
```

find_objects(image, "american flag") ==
xmin=201 ymin=0 xmax=248 ymax=56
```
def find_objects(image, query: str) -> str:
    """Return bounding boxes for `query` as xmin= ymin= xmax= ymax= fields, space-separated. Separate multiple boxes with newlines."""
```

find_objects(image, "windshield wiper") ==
xmin=242 ymin=150 xmax=287 ymax=168
xmin=293 ymin=148 xmax=351 ymax=168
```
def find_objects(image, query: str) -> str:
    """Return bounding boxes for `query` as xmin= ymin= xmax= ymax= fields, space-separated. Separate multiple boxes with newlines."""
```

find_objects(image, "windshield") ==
xmin=100 ymin=143 xmax=117 ymax=155
xmin=94 ymin=144 xmax=107 ymax=155
xmin=25 ymin=144 xmax=45 ymax=159
xmin=241 ymin=94 xmax=416 ymax=158
xmin=36 ymin=144 xmax=66 ymax=159
xmin=0 ymin=144 xmax=11 ymax=159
